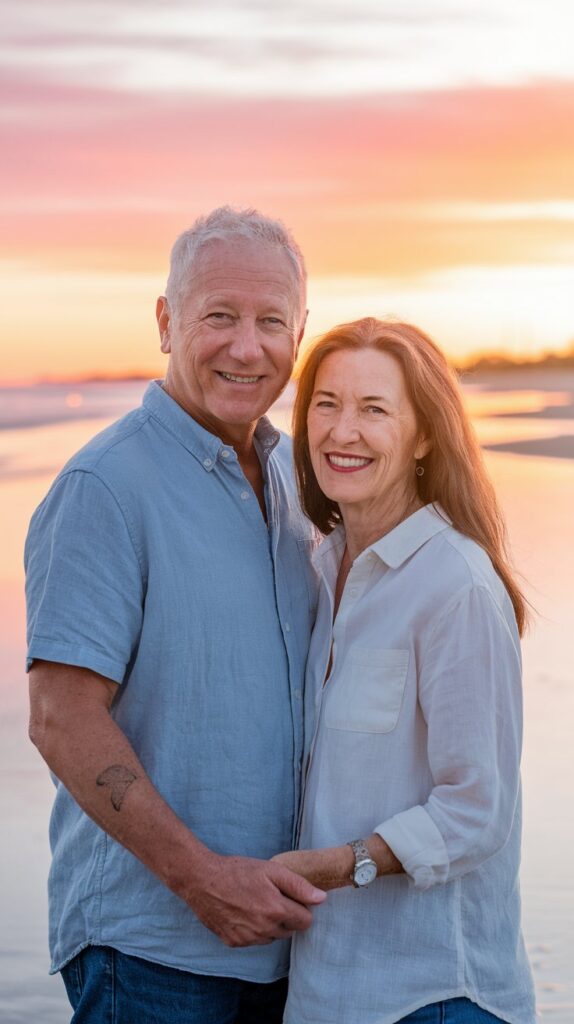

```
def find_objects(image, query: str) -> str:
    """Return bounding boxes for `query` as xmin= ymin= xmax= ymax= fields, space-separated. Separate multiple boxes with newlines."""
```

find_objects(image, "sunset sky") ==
xmin=2 ymin=0 xmax=574 ymax=380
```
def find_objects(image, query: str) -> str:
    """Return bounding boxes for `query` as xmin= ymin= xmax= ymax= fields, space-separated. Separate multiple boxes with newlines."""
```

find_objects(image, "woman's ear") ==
xmin=414 ymin=435 xmax=432 ymax=460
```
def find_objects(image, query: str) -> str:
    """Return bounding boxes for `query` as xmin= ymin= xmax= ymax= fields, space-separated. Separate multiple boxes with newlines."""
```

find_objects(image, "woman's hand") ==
xmin=272 ymin=845 xmax=355 ymax=891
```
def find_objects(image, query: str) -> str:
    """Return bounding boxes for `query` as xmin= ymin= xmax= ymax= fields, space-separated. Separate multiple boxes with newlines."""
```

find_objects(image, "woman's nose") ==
xmin=329 ymin=409 xmax=360 ymax=443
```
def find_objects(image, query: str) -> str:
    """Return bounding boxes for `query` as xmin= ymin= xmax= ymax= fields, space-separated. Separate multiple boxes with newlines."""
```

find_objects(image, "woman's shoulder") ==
xmin=426 ymin=523 xmax=510 ymax=614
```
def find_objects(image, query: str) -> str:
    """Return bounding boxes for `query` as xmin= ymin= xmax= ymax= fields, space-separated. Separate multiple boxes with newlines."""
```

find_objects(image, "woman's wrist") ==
xmin=365 ymin=833 xmax=404 ymax=876
xmin=272 ymin=835 xmax=403 ymax=891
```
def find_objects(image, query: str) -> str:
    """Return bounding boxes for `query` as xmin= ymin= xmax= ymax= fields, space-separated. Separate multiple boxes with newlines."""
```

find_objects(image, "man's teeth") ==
xmin=328 ymin=455 xmax=372 ymax=468
xmin=220 ymin=372 xmax=260 ymax=383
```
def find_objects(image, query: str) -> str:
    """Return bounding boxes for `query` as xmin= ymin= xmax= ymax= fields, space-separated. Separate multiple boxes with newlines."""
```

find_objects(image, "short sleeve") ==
xmin=25 ymin=469 xmax=145 ymax=683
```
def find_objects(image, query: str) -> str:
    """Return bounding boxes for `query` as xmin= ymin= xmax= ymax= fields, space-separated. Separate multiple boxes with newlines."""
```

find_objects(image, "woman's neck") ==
xmin=341 ymin=489 xmax=424 ymax=562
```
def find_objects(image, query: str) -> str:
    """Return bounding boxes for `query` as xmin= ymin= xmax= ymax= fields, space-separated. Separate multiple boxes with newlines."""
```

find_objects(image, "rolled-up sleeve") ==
xmin=25 ymin=469 xmax=145 ymax=683
xmin=375 ymin=584 xmax=523 ymax=889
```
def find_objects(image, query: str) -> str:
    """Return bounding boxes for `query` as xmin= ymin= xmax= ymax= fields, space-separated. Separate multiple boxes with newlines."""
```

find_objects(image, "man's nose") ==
xmin=226 ymin=318 xmax=264 ymax=363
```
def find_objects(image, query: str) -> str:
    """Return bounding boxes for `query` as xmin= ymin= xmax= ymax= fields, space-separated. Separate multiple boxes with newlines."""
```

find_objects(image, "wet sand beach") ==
xmin=0 ymin=372 xmax=573 ymax=1022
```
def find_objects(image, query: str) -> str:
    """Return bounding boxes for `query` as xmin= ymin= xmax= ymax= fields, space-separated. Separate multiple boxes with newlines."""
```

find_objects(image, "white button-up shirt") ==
xmin=285 ymin=504 xmax=536 ymax=1024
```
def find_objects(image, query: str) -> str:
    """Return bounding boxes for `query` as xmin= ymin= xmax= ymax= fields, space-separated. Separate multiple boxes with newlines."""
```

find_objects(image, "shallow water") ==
xmin=0 ymin=376 xmax=572 ymax=1022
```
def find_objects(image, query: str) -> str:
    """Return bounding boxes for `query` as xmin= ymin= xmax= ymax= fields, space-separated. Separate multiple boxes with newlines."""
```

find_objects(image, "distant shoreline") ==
xmin=483 ymin=435 xmax=574 ymax=460
xmin=2 ymin=346 xmax=574 ymax=389
xmin=455 ymin=350 xmax=574 ymax=374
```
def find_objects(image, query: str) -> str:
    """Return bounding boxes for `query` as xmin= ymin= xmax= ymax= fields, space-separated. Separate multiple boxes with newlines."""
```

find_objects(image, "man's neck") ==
xmin=160 ymin=380 xmax=266 ymax=518
xmin=161 ymin=380 xmax=258 ymax=460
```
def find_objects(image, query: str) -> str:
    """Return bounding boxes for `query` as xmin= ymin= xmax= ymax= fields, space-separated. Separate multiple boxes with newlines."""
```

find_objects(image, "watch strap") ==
xmin=349 ymin=838 xmax=370 ymax=862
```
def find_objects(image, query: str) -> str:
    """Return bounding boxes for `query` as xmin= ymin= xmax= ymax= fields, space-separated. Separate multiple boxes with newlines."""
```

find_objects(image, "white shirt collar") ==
xmin=313 ymin=503 xmax=451 ymax=570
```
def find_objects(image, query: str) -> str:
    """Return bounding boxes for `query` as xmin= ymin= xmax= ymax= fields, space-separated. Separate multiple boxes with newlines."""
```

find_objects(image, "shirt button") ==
xmin=203 ymin=458 xmax=213 ymax=468
xmin=240 ymin=490 xmax=249 ymax=500
xmin=284 ymin=622 xmax=291 ymax=632
xmin=220 ymin=449 xmax=230 ymax=459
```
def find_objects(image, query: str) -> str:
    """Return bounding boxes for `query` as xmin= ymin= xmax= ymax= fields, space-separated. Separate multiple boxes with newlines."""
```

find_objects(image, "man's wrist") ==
xmin=162 ymin=829 xmax=218 ymax=899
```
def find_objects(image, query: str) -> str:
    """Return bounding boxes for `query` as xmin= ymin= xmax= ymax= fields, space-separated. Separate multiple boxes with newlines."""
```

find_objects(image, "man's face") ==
xmin=157 ymin=237 xmax=305 ymax=443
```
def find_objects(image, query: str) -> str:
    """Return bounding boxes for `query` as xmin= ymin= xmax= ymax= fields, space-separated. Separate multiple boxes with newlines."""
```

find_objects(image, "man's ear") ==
xmin=156 ymin=296 xmax=171 ymax=353
xmin=295 ymin=309 xmax=308 ymax=357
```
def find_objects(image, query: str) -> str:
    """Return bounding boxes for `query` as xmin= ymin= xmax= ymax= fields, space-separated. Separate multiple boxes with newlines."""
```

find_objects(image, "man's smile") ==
xmin=216 ymin=371 xmax=263 ymax=384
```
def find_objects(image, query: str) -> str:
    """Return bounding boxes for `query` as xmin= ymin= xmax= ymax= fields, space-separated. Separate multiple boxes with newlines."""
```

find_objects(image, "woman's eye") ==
xmin=365 ymin=405 xmax=386 ymax=415
xmin=315 ymin=400 xmax=335 ymax=409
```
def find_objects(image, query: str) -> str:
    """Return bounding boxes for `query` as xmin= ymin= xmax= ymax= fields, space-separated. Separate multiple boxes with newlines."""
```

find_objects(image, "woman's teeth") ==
xmin=327 ymin=454 xmax=372 ymax=468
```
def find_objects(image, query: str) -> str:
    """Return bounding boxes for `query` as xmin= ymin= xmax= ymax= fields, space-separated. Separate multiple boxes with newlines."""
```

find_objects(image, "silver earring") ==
xmin=415 ymin=465 xmax=425 ymax=477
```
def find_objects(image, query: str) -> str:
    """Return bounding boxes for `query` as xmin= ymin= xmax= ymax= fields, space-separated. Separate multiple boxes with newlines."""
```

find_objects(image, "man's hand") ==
xmin=181 ymin=853 xmax=327 ymax=947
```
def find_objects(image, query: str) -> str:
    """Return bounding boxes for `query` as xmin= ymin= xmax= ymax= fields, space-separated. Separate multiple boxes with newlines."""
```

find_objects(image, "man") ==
xmin=26 ymin=207 xmax=324 ymax=1023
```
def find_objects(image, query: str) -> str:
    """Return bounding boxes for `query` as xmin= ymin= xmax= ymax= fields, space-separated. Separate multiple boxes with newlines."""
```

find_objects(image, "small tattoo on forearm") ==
xmin=96 ymin=765 xmax=138 ymax=811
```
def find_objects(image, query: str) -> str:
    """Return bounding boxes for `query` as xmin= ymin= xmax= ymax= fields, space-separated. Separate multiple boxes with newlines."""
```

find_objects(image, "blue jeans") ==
xmin=61 ymin=945 xmax=288 ymax=1024
xmin=399 ymin=998 xmax=508 ymax=1022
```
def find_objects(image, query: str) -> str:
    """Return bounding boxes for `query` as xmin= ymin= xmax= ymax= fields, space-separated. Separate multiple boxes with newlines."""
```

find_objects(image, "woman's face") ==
xmin=307 ymin=347 xmax=428 ymax=517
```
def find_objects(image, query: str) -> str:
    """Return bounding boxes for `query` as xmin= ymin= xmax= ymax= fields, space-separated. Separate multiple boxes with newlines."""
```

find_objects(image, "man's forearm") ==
xmin=29 ymin=661 xmax=326 ymax=946
xmin=29 ymin=664 xmax=210 ymax=898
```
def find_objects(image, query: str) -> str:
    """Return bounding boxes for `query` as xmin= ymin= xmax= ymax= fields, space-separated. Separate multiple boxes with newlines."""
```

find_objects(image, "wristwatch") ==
xmin=348 ymin=838 xmax=378 ymax=888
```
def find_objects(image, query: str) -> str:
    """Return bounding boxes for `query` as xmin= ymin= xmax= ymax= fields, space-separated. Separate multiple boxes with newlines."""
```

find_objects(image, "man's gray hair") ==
xmin=165 ymin=205 xmax=307 ymax=316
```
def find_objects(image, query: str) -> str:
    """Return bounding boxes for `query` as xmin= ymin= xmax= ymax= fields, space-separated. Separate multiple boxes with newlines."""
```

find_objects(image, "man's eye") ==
xmin=207 ymin=312 xmax=233 ymax=321
xmin=262 ymin=317 xmax=284 ymax=326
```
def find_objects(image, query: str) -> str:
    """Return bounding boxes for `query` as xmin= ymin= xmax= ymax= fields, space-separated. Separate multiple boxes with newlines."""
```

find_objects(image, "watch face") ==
xmin=355 ymin=861 xmax=377 ymax=886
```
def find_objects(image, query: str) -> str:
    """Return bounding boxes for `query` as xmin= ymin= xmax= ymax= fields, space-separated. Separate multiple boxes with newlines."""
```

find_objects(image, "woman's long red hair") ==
xmin=293 ymin=318 xmax=528 ymax=635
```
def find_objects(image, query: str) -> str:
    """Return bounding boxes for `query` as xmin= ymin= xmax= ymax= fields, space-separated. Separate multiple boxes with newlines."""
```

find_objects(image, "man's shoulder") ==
xmin=61 ymin=405 xmax=151 ymax=479
xmin=269 ymin=430 xmax=322 ymax=547
xmin=268 ymin=429 xmax=300 ymax=497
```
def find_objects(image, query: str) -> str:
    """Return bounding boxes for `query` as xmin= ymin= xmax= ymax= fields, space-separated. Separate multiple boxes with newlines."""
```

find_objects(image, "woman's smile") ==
xmin=324 ymin=452 xmax=374 ymax=472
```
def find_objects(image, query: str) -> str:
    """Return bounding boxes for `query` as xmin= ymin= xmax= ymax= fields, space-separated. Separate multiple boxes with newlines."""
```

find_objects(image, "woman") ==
xmin=275 ymin=319 xmax=536 ymax=1024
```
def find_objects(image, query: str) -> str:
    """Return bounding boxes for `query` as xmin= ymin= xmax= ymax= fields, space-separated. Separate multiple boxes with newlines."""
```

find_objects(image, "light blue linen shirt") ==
xmin=25 ymin=381 xmax=318 ymax=981
xmin=285 ymin=505 xmax=536 ymax=1024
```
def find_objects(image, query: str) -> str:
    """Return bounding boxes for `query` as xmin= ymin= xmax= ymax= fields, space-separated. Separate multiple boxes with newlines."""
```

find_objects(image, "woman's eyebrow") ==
xmin=312 ymin=389 xmax=391 ymax=401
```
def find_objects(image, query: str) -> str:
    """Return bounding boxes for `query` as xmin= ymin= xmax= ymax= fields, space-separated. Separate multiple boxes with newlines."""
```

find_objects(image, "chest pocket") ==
xmin=323 ymin=648 xmax=409 ymax=733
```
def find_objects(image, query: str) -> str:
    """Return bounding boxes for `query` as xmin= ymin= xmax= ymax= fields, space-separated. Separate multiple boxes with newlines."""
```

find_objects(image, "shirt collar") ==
xmin=313 ymin=504 xmax=451 ymax=570
xmin=143 ymin=381 xmax=281 ymax=470
xmin=370 ymin=503 xmax=451 ymax=568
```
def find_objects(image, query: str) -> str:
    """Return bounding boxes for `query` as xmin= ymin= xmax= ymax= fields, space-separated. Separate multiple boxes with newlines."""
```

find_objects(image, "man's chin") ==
xmin=214 ymin=395 xmax=278 ymax=425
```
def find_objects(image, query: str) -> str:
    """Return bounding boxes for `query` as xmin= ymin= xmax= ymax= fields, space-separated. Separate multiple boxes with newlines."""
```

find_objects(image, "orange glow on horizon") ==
xmin=2 ymin=48 xmax=574 ymax=379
